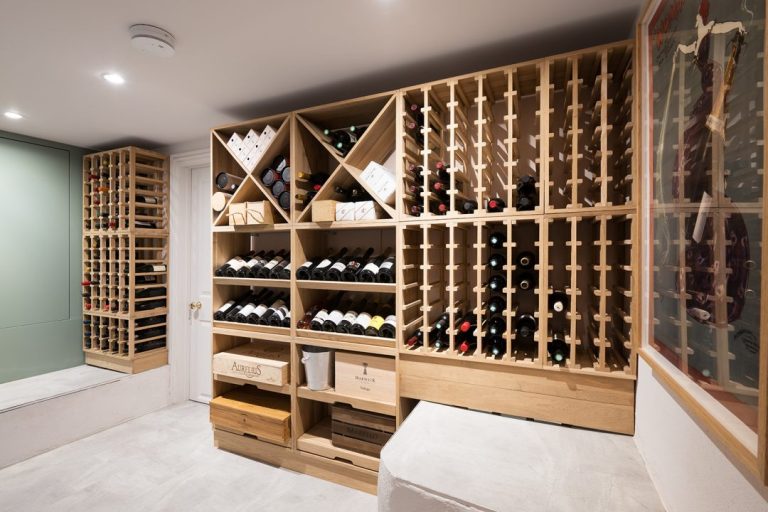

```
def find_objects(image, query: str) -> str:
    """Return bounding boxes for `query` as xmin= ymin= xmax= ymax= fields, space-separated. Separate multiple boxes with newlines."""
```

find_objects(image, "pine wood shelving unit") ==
xmin=210 ymin=40 xmax=638 ymax=494
xmin=82 ymin=147 xmax=169 ymax=374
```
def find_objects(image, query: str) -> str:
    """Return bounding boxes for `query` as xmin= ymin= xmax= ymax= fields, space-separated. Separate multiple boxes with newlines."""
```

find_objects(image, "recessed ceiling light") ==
xmin=4 ymin=111 xmax=23 ymax=120
xmin=102 ymin=73 xmax=125 ymax=85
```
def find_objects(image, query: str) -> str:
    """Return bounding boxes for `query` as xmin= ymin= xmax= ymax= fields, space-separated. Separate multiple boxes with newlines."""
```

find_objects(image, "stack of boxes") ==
xmin=226 ymin=125 xmax=277 ymax=173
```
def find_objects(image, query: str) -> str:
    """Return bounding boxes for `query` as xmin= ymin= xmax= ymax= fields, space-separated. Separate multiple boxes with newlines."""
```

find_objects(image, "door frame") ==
xmin=168 ymin=148 xmax=210 ymax=404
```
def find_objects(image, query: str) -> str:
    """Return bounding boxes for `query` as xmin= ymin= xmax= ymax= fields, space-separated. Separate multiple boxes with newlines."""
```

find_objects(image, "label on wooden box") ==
xmin=331 ymin=405 xmax=396 ymax=457
xmin=334 ymin=352 xmax=396 ymax=404
xmin=311 ymin=200 xmax=338 ymax=223
xmin=212 ymin=342 xmax=289 ymax=386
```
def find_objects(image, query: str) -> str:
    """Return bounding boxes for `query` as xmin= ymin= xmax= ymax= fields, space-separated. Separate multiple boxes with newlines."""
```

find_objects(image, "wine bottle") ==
xmin=274 ymin=261 xmax=291 ymax=280
xmin=268 ymin=302 xmax=291 ymax=327
xmin=135 ymin=326 xmax=166 ymax=341
xmin=271 ymin=179 xmax=288 ymax=199
xmin=257 ymin=250 xmax=288 ymax=278
xmin=258 ymin=295 xmax=288 ymax=325
xmin=489 ymin=231 xmax=506 ymax=249
xmin=235 ymin=290 xmax=272 ymax=323
xmin=364 ymin=306 xmax=387 ymax=337
xmin=378 ymin=305 xmax=396 ymax=339
xmin=296 ymin=171 xmax=330 ymax=188
xmin=260 ymin=167 xmax=277 ymax=188
xmin=486 ymin=197 xmax=506 ymax=213
xmin=280 ymin=310 xmax=291 ymax=328
xmin=236 ymin=250 xmax=269 ymax=278
xmin=135 ymin=299 xmax=166 ymax=312
xmin=342 ymin=247 xmax=375 ymax=282
xmin=516 ymin=175 xmax=537 ymax=211
xmin=488 ymin=275 xmax=507 ymax=292
xmin=326 ymin=248 xmax=361 ymax=281
xmin=357 ymin=248 xmax=392 ymax=282
xmin=136 ymin=263 xmax=167 ymax=273
xmin=246 ymin=291 xmax=280 ymax=324
xmin=296 ymin=305 xmax=321 ymax=330
xmin=460 ymin=199 xmax=479 ymax=214
xmin=377 ymin=251 xmax=395 ymax=283
xmin=311 ymin=248 xmax=348 ymax=280
xmin=135 ymin=287 xmax=166 ymax=299
xmin=296 ymin=258 xmax=318 ymax=280
xmin=135 ymin=315 xmax=165 ymax=328
xmin=310 ymin=292 xmax=344 ymax=330
xmin=215 ymin=172 xmax=243 ymax=193
xmin=488 ymin=335 xmax=506 ymax=357
xmin=135 ymin=339 xmax=166 ymax=353
xmin=550 ymin=290 xmax=569 ymax=314
xmin=516 ymin=313 xmax=537 ymax=341
xmin=277 ymin=191 xmax=290 ymax=210
xmin=486 ymin=295 xmax=506 ymax=315
xmin=515 ymin=251 xmax=536 ymax=270
xmin=322 ymin=298 xmax=351 ymax=332
xmin=548 ymin=331 xmax=568 ymax=364
xmin=216 ymin=293 xmax=249 ymax=321
xmin=338 ymin=297 xmax=367 ymax=334
xmin=488 ymin=253 xmax=506 ymax=271
xmin=488 ymin=316 xmax=506 ymax=336
xmin=516 ymin=272 xmax=536 ymax=291
xmin=350 ymin=301 xmax=374 ymax=335
xmin=406 ymin=329 xmax=428 ymax=348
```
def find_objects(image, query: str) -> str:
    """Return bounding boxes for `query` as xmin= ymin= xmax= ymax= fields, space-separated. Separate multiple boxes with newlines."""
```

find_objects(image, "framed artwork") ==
xmin=639 ymin=0 xmax=767 ymax=483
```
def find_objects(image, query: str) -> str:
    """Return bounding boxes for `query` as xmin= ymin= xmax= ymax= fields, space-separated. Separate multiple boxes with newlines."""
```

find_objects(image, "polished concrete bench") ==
xmin=378 ymin=401 xmax=664 ymax=511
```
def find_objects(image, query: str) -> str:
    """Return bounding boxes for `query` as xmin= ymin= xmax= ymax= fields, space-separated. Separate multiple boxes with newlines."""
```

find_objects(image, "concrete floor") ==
xmin=0 ymin=401 xmax=376 ymax=512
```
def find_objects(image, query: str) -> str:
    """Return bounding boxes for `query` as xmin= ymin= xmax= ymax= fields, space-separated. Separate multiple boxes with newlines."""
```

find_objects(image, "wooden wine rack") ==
xmin=82 ymin=147 xmax=169 ymax=374
xmin=210 ymin=40 xmax=638 ymax=494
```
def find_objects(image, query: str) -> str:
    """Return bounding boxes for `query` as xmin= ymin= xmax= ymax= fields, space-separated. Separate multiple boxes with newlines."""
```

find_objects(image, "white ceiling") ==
xmin=0 ymin=0 xmax=641 ymax=151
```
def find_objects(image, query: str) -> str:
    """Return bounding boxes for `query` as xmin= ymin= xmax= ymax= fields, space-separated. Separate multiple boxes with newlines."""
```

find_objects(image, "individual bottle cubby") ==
xmin=211 ymin=114 xmax=292 ymax=227
xmin=212 ymin=231 xmax=291 ymax=283
xmin=83 ymin=148 xmax=168 ymax=232
xmin=294 ymin=95 xmax=397 ymax=224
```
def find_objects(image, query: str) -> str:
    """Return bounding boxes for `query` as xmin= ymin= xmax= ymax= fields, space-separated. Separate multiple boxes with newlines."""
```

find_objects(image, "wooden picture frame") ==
xmin=638 ymin=0 xmax=768 ymax=485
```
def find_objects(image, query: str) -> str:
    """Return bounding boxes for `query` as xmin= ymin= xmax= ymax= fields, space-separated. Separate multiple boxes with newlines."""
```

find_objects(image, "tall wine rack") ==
xmin=82 ymin=147 xmax=169 ymax=374
xmin=210 ymin=41 xmax=638 ymax=493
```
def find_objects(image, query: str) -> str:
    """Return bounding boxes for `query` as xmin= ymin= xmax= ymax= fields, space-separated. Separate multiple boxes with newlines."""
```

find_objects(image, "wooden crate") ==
xmin=210 ymin=388 xmax=291 ymax=446
xmin=334 ymin=352 xmax=396 ymax=405
xmin=312 ymin=200 xmax=338 ymax=222
xmin=212 ymin=341 xmax=290 ymax=386
xmin=331 ymin=405 xmax=396 ymax=457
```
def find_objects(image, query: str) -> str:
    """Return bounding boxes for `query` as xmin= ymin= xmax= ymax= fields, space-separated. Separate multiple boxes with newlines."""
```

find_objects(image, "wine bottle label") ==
xmin=329 ymin=261 xmax=346 ymax=273
xmin=315 ymin=258 xmax=332 ymax=269
xmin=151 ymin=264 xmax=166 ymax=272
xmin=299 ymin=261 xmax=314 ymax=269
xmin=380 ymin=261 xmax=394 ymax=270
xmin=327 ymin=309 xmax=344 ymax=325
xmin=347 ymin=261 xmax=361 ymax=271
xmin=341 ymin=310 xmax=358 ymax=323
xmin=239 ymin=304 xmax=257 ymax=317
xmin=252 ymin=303 xmax=269 ymax=317
xmin=313 ymin=309 xmax=330 ymax=323
xmin=263 ymin=257 xmax=283 ymax=271
xmin=368 ymin=315 xmax=385 ymax=331
xmin=217 ymin=301 xmax=235 ymax=313
xmin=229 ymin=259 xmax=247 ymax=271
xmin=361 ymin=262 xmax=380 ymax=274
xmin=245 ymin=257 xmax=264 ymax=268
xmin=272 ymin=307 xmax=288 ymax=321
xmin=353 ymin=312 xmax=372 ymax=329
xmin=383 ymin=314 xmax=396 ymax=327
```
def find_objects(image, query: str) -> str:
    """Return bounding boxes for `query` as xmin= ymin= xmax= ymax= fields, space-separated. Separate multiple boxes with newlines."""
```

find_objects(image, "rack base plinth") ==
xmin=213 ymin=428 xmax=379 ymax=495
xmin=399 ymin=355 xmax=635 ymax=435
xmin=85 ymin=348 xmax=168 ymax=375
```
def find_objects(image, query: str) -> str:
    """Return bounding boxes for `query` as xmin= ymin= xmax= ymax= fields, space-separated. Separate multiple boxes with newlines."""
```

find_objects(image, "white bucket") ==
xmin=301 ymin=346 xmax=334 ymax=391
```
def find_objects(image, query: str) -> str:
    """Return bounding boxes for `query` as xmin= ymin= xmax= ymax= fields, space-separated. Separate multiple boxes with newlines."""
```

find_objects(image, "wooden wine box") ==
xmin=331 ymin=405 xmax=396 ymax=457
xmin=209 ymin=388 xmax=291 ymax=446
xmin=212 ymin=341 xmax=290 ymax=386
xmin=334 ymin=352 xmax=396 ymax=405
xmin=245 ymin=201 xmax=275 ymax=225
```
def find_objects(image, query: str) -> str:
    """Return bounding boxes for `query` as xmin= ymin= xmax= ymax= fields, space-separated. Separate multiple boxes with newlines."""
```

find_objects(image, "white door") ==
xmin=188 ymin=164 xmax=212 ymax=403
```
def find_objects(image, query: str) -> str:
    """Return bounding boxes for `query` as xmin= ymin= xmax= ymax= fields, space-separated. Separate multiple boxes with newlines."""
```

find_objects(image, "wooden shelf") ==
xmin=296 ymin=329 xmax=396 ymax=353
xmin=214 ymin=373 xmax=291 ymax=395
xmin=213 ymin=321 xmax=290 ymax=338
xmin=296 ymin=280 xmax=396 ymax=293
xmin=213 ymin=277 xmax=290 ymax=288
xmin=298 ymin=386 xmax=396 ymax=416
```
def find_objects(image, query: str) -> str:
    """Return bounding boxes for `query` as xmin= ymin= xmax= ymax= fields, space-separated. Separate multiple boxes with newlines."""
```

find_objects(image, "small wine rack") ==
xmin=82 ymin=147 xmax=169 ymax=374
xmin=209 ymin=40 xmax=638 ymax=494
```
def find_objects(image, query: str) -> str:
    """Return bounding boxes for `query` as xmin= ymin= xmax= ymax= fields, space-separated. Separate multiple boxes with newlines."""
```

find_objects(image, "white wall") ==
xmin=635 ymin=359 xmax=768 ymax=512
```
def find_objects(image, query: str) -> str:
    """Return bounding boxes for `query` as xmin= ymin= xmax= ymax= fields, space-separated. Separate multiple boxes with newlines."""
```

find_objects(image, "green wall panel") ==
xmin=0 ymin=131 xmax=86 ymax=384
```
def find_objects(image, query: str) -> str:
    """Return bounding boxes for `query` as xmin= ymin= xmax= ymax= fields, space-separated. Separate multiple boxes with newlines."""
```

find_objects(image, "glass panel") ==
xmin=648 ymin=1 xmax=764 ymax=433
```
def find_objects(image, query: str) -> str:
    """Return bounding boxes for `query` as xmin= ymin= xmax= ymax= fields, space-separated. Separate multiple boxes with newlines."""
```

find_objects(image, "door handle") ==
xmin=189 ymin=301 xmax=202 ymax=311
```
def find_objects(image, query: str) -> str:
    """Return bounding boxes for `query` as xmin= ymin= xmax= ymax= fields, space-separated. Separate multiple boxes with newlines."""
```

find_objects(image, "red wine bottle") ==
xmin=342 ymin=247 xmax=375 ymax=281
xmin=486 ymin=197 xmax=506 ymax=213
xmin=311 ymin=248 xmax=348 ymax=280
xmin=215 ymin=172 xmax=243 ymax=193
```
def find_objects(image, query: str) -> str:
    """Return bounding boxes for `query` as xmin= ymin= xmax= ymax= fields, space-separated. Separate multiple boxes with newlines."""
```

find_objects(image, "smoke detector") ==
xmin=129 ymin=24 xmax=176 ymax=58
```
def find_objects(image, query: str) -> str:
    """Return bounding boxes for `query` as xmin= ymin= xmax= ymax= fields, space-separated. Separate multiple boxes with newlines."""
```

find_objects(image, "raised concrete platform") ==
xmin=378 ymin=401 xmax=664 ymax=511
